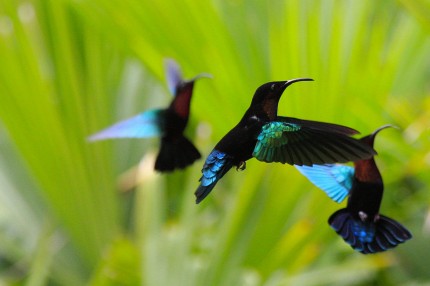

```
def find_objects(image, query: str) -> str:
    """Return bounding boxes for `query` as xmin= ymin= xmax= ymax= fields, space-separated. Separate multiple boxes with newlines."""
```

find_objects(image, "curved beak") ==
xmin=371 ymin=124 xmax=398 ymax=139
xmin=281 ymin=78 xmax=314 ymax=93
xmin=190 ymin=73 xmax=213 ymax=82
xmin=361 ymin=124 xmax=397 ymax=148
xmin=284 ymin=77 xmax=314 ymax=87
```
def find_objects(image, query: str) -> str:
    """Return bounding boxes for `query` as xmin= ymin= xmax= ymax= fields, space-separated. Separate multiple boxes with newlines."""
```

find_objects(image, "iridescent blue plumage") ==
xmin=88 ymin=109 xmax=165 ymax=141
xmin=294 ymin=164 xmax=354 ymax=203
xmin=196 ymin=150 xmax=234 ymax=203
xmin=351 ymin=220 xmax=375 ymax=243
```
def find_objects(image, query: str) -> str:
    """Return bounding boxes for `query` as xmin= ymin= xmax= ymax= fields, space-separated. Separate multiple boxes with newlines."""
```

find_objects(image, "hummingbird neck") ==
xmin=261 ymin=98 xmax=279 ymax=120
xmin=171 ymin=82 xmax=194 ymax=118
xmin=354 ymin=158 xmax=382 ymax=183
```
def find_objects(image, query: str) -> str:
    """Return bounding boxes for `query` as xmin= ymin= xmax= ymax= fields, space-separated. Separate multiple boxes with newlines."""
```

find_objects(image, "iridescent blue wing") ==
xmin=253 ymin=117 xmax=376 ymax=166
xmin=164 ymin=58 xmax=183 ymax=96
xmin=295 ymin=164 xmax=354 ymax=203
xmin=195 ymin=150 xmax=234 ymax=203
xmin=88 ymin=109 xmax=165 ymax=141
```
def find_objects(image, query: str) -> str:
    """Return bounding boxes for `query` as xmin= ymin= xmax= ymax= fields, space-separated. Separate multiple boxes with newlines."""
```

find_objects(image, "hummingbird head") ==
xmin=174 ymin=72 xmax=212 ymax=98
xmin=164 ymin=58 xmax=211 ymax=96
xmin=360 ymin=124 xmax=397 ymax=147
xmin=251 ymin=78 xmax=313 ymax=106
xmin=250 ymin=78 xmax=313 ymax=120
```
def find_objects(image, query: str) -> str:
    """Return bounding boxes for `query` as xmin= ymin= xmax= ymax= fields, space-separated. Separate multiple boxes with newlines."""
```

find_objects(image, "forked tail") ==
xmin=154 ymin=135 xmax=201 ymax=172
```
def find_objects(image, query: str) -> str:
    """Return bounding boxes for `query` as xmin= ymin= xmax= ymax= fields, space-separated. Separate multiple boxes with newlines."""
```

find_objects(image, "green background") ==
xmin=0 ymin=0 xmax=429 ymax=285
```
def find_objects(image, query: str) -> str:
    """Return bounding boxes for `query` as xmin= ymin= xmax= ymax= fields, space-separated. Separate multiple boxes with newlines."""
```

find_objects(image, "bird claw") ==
xmin=358 ymin=211 xmax=368 ymax=222
xmin=236 ymin=161 xmax=246 ymax=171
xmin=373 ymin=214 xmax=380 ymax=222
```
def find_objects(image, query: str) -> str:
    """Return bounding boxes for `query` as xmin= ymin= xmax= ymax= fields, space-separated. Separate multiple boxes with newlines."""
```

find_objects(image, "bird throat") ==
xmin=354 ymin=159 xmax=382 ymax=183
xmin=262 ymin=98 xmax=279 ymax=120
xmin=172 ymin=84 xmax=193 ymax=118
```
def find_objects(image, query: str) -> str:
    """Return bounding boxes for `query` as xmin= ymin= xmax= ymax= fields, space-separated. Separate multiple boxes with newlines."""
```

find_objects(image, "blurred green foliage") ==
xmin=0 ymin=0 xmax=429 ymax=285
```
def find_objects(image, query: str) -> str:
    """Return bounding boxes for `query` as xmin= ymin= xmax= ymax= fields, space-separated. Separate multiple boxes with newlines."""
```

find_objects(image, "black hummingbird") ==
xmin=88 ymin=59 xmax=210 ymax=172
xmin=296 ymin=125 xmax=412 ymax=253
xmin=195 ymin=79 xmax=376 ymax=203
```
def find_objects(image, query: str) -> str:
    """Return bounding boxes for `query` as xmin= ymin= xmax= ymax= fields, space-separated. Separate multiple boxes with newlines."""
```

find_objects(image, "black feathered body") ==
xmin=347 ymin=157 xmax=383 ymax=220
xmin=347 ymin=180 xmax=383 ymax=221
xmin=155 ymin=82 xmax=201 ymax=172
xmin=214 ymin=107 xmax=269 ymax=166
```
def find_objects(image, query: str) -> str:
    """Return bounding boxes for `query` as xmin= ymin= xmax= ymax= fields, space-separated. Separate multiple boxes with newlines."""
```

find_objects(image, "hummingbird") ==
xmin=295 ymin=125 xmax=412 ymax=253
xmin=88 ymin=59 xmax=210 ymax=172
xmin=195 ymin=79 xmax=376 ymax=203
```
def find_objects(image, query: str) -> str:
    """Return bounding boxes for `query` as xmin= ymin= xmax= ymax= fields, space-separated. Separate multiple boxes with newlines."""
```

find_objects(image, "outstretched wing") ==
xmin=164 ymin=58 xmax=183 ymax=96
xmin=88 ymin=109 xmax=165 ymax=141
xmin=295 ymin=164 xmax=354 ymax=203
xmin=253 ymin=117 xmax=376 ymax=166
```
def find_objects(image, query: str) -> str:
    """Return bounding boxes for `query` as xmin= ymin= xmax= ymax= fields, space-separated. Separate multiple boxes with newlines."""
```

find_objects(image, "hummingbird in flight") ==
xmin=195 ymin=78 xmax=376 ymax=203
xmin=296 ymin=125 xmax=412 ymax=253
xmin=88 ymin=59 xmax=210 ymax=172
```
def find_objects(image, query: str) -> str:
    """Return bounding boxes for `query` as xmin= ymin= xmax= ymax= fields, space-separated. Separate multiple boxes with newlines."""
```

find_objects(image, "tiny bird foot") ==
xmin=236 ymin=161 xmax=246 ymax=171
xmin=358 ymin=211 xmax=368 ymax=222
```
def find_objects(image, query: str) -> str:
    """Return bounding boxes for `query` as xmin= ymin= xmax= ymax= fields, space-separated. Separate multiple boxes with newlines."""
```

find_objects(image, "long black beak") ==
xmin=281 ymin=78 xmax=314 ymax=93
xmin=190 ymin=73 xmax=212 ymax=82
xmin=371 ymin=124 xmax=397 ymax=139
xmin=361 ymin=124 xmax=397 ymax=148
xmin=284 ymin=78 xmax=314 ymax=87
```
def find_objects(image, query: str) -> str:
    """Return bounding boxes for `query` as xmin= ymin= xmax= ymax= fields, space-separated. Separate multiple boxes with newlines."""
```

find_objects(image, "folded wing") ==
xmin=195 ymin=150 xmax=234 ymax=203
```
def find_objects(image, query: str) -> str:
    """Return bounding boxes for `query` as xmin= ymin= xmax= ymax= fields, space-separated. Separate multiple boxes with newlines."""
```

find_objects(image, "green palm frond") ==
xmin=0 ymin=0 xmax=429 ymax=285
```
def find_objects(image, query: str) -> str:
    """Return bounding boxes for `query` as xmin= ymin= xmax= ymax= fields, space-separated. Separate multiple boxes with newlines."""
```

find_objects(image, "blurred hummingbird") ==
xmin=296 ymin=125 xmax=412 ymax=253
xmin=195 ymin=79 xmax=376 ymax=203
xmin=88 ymin=59 xmax=210 ymax=172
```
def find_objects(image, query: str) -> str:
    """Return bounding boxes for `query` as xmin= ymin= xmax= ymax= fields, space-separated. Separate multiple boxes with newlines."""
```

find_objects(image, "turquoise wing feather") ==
xmin=295 ymin=164 xmax=354 ymax=203
xmin=88 ymin=109 xmax=165 ymax=141
xmin=253 ymin=121 xmax=301 ymax=162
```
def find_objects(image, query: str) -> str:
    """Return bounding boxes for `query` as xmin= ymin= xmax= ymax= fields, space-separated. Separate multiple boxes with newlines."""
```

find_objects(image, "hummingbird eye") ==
xmin=271 ymin=84 xmax=276 ymax=90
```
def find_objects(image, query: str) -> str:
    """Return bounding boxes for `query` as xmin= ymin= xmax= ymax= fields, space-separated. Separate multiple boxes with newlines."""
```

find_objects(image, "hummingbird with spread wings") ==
xmin=195 ymin=78 xmax=376 ymax=203
xmin=88 ymin=59 xmax=210 ymax=172
xmin=296 ymin=125 xmax=412 ymax=253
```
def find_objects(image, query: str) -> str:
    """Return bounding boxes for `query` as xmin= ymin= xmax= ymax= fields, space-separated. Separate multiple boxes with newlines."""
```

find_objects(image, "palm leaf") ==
xmin=0 ymin=0 xmax=429 ymax=284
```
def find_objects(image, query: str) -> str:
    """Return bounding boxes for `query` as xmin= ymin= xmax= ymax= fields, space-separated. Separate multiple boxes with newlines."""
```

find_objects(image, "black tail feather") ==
xmin=328 ymin=209 xmax=412 ymax=254
xmin=195 ymin=184 xmax=215 ymax=204
xmin=154 ymin=135 xmax=201 ymax=172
